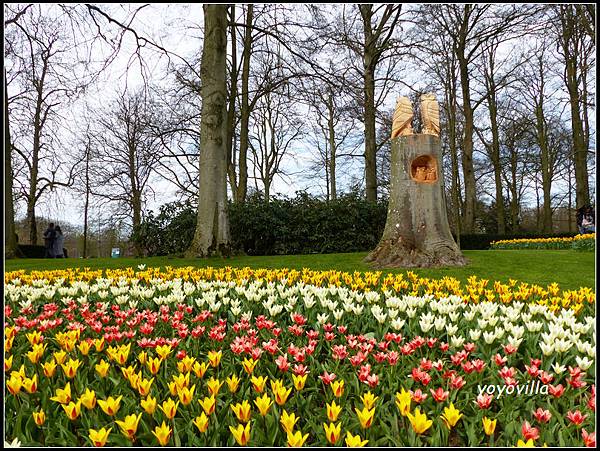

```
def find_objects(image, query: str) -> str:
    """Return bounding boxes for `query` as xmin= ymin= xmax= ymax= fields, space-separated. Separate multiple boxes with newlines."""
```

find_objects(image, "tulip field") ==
xmin=3 ymin=266 xmax=596 ymax=447
xmin=491 ymin=233 xmax=595 ymax=251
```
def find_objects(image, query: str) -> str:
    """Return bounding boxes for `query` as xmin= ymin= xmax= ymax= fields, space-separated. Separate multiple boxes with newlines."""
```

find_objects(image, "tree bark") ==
xmin=4 ymin=69 xmax=18 ymax=258
xmin=83 ymin=138 xmax=91 ymax=258
xmin=363 ymin=16 xmax=378 ymax=202
xmin=186 ymin=4 xmax=231 ymax=258
xmin=326 ymin=92 xmax=337 ymax=200
xmin=226 ymin=4 xmax=239 ymax=198
xmin=366 ymin=134 xmax=467 ymax=268
xmin=236 ymin=4 xmax=253 ymax=204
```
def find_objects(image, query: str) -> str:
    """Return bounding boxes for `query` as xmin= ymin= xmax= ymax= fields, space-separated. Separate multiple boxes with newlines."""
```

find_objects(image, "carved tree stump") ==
xmin=366 ymin=134 xmax=467 ymax=268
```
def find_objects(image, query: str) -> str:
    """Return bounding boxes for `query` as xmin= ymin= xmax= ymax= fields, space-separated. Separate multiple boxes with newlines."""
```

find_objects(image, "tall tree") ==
xmin=554 ymin=5 xmax=594 ymax=209
xmin=419 ymin=4 xmax=537 ymax=232
xmin=186 ymin=5 xmax=231 ymax=257
xmin=4 ymin=68 xmax=18 ymax=257
xmin=91 ymin=89 xmax=162 ymax=257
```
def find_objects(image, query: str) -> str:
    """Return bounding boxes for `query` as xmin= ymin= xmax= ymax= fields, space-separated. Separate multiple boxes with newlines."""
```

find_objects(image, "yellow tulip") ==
xmin=50 ymin=382 xmax=72 ymax=404
xmin=273 ymin=384 xmax=292 ymax=406
xmin=27 ymin=330 xmax=43 ymax=346
xmin=226 ymin=374 xmax=240 ymax=393
xmin=42 ymin=360 xmax=57 ymax=378
xmin=207 ymin=377 xmax=224 ymax=396
xmin=326 ymin=400 xmax=342 ymax=422
xmin=198 ymin=395 xmax=216 ymax=415
xmin=32 ymin=409 xmax=46 ymax=427
xmin=395 ymin=388 xmax=411 ymax=416
xmin=441 ymin=403 xmax=462 ymax=429
xmin=22 ymin=374 xmax=38 ymax=394
xmin=242 ymin=357 xmax=258 ymax=374
xmin=159 ymin=398 xmax=179 ymax=420
xmin=280 ymin=409 xmax=299 ymax=434
xmin=53 ymin=350 xmax=67 ymax=365
xmin=115 ymin=412 xmax=143 ymax=440
xmin=251 ymin=375 xmax=268 ymax=393
xmin=98 ymin=395 xmax=123 ymax=416
xmin=80 ymin=388 xmax=97 ymax=409
xmin=177 ymin=355 xmax=195 ymax=373
xmin=192 ymin=361 xmax=208 ymax=378
xmin=4 ymin=354 xmax=13 ymax=372
xmin=141 ymin=395 xmax=157 ymax=415
xmin=78 ymin=340 xmax=91 ymax=356
xmin=517 ymin=439 xmax=535 ymax=447
xmin=231 ymin=400 xmax=252 ymax=423
xmin=177 ymin=384 xmax=196 ymax=406
xmin=345 ymin=431 xmax=368 ymax=447
xmin=483 ymin=417 xmax=497 ymax=436
xmin=355 ymin=406 xmax=375 ymax=429
xmin=292 ymin=374 xmax=308 ymax=391
xmin=407 ymin=408 xmax=433 ymax=435
xmin=172 ymin=372 xmax=190 ymax=391
xmin=62 ymin=400 xmax=82 ymax=421
xmin=95 ymin=360 xmax=110 ymax=378
xmin=193 ymin=412 xmax=210 ymax=433
xmin=94 ymin=338 xmax=105 ymax=352
xmin=146 ymin=357 xmax=162 ymax=375
xmin=287 ymin=430 xmax=309 ymax=447
xmin=137 ymin=377 xmax=154 ymax=397
xmin=155 ymin=344 xmax=172 ymax=361
xmin=152 ymin=421 xmax=172 ymax=446
xmin=229 ymin=421 xmax=252 ymax=446
xmin=89 ymin=427 xmax=111 ymax=447
xmin=323 ymin=422 xmax=341 ymax=444
xmin=360 ymin=391 xmax=379 ymax=410
xmin=331 ymin=380 xmax=344 ymax=398
xmin=254 ymin=393 xmax=273 ymax=416
xmin=208 ymin=350 xmax=222 ymax=367
xmin=138 ymin=351 xmax=148 ymax=366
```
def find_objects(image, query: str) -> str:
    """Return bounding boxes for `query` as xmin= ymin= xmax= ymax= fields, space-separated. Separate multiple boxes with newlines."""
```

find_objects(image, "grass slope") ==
xmin=4 ymin=250 xmax=595 ymax=291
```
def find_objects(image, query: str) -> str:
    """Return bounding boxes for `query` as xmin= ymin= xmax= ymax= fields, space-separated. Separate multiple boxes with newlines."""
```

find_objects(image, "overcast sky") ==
xmin=7 ymin=3 xmax=595 ymax=232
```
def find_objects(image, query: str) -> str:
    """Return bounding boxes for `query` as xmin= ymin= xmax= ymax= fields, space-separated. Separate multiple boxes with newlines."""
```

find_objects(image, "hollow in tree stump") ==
xmin=366 ymin=132 xmax=467 ymax=268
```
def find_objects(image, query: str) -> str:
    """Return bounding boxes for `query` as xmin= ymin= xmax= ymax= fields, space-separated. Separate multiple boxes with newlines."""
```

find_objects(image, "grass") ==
xmin=4 ymin=250 xmax=595 ymax=291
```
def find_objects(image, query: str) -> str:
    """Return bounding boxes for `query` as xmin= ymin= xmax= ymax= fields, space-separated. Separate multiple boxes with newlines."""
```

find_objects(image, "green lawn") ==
xmin=4 ymin=250 xmax=595 ymax=291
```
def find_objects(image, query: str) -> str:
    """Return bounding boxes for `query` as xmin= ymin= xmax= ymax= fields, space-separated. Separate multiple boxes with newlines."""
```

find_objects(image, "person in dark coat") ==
xmin=43 ymin=223 xmax=56 ymax=258
xmin=52 ymin=225 xmax=65 ymax=258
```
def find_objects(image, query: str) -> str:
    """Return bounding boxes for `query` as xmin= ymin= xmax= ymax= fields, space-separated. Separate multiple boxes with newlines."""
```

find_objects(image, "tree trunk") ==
xmin=236 ymin=4 xmax=253 ymax=204
xmin=186 ymin=4 xmax=231 ymax=258
xmin=327 ymin=92 xmax=337 ymax=201
xmin=4 ymin=69 xmax=18 ymax=258
xmin=535 ymin=104 xmax=553 ymax=233
xmin=457 ymin=54 xmax=476 ymax=233
xmin=366 ymin=134 xmax=467 ymax=268
xmin=83 ymin=139 xmax=90 ymax=258
xmin=362 ymin=6 xmax=377 ymax=202
xmin=226 ymin=4 xmax=239 ymax=198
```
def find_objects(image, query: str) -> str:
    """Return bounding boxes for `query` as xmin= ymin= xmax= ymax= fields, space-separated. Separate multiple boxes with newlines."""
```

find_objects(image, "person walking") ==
xmin=43 ymin=222 xmax=56 ymax=258
xmin=52 ymin=225 xmax=65 ymax=258
xmin=581 ymin=206 xmax=595 ymax=233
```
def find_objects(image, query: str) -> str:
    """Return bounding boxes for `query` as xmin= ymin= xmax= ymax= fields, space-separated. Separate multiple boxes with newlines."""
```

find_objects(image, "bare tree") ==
xmin=90 ymin=88 xmax=162 ymax=256
xmin=554 ymin=4 xmax=595 ymax=209
xmin=6 ymin=4 xmax=87 ymax=244
xmin=248 ymin=81 xmax=303 ymax=201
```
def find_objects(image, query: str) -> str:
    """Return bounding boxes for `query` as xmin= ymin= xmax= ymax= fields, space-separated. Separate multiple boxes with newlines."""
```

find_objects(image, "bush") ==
xmin=17 ymin=244 xmax=46 ymax=258
xmin=133 ymin=195 xmax=587 ymax=255
xmin=134 ymin=193 xmax=388 ymax=256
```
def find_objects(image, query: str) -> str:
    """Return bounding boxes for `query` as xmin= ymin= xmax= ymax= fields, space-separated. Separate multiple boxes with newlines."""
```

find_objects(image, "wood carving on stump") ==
xmin=366 ymin=93 xmax=467 ymax=268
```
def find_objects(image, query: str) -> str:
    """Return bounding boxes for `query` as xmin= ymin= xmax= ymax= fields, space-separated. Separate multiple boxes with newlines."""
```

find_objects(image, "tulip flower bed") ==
xmin=3 ymin=267 xmax=596 ymax=447
xmin=490 ymin=233 xmax=595 ymax=251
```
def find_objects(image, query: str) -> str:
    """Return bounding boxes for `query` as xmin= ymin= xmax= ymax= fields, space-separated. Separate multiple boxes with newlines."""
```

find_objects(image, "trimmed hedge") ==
xmin=133 ymin=194 xmax=583 ymax=256
xmin=16 ymin=244 xmax=69 ymax=258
